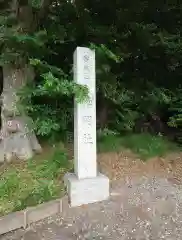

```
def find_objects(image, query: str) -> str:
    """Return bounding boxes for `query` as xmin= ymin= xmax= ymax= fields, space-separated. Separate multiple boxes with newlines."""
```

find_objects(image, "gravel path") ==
xmin=1 ymin=176 xmax=182 ymax=240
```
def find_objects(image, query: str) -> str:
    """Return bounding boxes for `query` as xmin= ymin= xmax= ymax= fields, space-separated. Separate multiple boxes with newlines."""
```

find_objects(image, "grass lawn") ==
xmin=97 ymin=133 xmax=180 ymax=160
xmin=0 ymin=143 xmax=72 ymax=217
xmin=0 ymin=133 xmax=180 ymax=217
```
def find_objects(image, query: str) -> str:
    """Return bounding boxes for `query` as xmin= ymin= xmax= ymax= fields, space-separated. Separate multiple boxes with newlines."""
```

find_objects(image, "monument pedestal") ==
xmin=64 ymin=173 xmax=109 ymax=207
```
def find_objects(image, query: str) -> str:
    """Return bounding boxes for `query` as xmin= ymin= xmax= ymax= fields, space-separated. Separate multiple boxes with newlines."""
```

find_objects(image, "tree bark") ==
xmin=0 ymin=64 xmax=42 ymax=163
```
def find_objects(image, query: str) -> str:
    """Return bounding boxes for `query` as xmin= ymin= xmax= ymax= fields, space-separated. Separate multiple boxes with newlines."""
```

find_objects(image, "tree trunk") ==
xmin=0 ymin=64 xmax=42 ymax=163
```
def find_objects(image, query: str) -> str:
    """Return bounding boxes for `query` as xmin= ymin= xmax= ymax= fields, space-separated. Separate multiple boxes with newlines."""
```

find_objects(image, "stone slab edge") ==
xmin=0 ymin=198 xmax=63 ymax=236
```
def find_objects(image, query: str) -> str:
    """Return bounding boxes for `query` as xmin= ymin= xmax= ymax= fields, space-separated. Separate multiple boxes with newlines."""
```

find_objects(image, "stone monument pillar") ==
xmin=64 ymin=47 xmax=109 ymax=207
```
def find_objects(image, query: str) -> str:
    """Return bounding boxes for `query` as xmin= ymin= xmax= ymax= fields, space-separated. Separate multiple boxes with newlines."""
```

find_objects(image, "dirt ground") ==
xmin=2 ymin=150 xmax=182 ymax=240
xmin=98 ymin=150 xmax=182 ymax=183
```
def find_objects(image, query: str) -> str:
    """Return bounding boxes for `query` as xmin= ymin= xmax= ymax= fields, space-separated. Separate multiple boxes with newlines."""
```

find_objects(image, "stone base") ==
xmin=64 ymin=173 xmax=110 ymax=207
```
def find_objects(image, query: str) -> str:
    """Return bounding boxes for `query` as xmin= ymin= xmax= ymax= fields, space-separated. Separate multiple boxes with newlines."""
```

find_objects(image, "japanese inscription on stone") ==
xmin=82 ymin=53 xmax=93 ymax=141
xmin=73 ymin=47 xmax=97 ymax=179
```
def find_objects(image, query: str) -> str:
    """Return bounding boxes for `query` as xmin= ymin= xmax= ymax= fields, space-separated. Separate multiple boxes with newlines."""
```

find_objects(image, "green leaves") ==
xmin=73 ymin=84 xmax=89 ymax=103
xmin=30 ymin=58 xmax=66 ymax=76
xmin=20 ymin=59 xmax=89 ymax=138
xmin=1 ymin=29 xmax=48 ymax=65
xmin=29 ymin=0 xmax=43 ymax=8
xmin=41 ymin=72 xmax=72 ymax=95
xmin=168 ymin=90 xmax=182 ymax=130
xmin=29 ymin=58 xmax=89 ymax=102
xmin=35 ymin=117 xmax=60 ymax=136
xmin=1 ymin=0 xmax=182 ymax=142
xmin=90 ymin=43 xmax=123 ymax=63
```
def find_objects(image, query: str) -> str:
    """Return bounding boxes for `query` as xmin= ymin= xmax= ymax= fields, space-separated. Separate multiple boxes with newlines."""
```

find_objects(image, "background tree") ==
xmin=0 ymin=0 xmax=87 ymax=162
xmin=0 ymin=0 xmax=181 ymax=162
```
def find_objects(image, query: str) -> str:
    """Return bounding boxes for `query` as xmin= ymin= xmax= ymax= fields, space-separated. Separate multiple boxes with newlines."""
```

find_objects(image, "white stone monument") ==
xmin=64 ymin=47 xmax=109 ymax=207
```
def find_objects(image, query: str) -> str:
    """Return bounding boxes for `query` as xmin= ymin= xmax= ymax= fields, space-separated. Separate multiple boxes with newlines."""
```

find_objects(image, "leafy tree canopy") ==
xmin=0 ymin=0 xmax=182 ymax=142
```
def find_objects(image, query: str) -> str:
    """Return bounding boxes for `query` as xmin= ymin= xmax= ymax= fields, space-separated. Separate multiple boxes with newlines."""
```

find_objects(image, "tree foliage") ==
xmin=0 ymin=0 xmax=182 ymax=142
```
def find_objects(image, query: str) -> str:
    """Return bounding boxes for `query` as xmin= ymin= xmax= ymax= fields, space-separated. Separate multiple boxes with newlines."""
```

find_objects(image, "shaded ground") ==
xmin=98 ymin=150 xmax=182 ymax=181
xmin=1 ymin=150 xmax=182 ymax=240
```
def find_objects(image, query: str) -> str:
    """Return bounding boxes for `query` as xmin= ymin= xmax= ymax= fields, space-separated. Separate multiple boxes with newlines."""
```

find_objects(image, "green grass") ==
xmin=0 ymin=144 xmax=72 ymax=216
xmin=0 ymin=133 xmax=180 ymax=216
xmin=98 ymin=133 xmax=180 ymax=160
xmin=98 ymin=134 xmax=123 ymax=153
